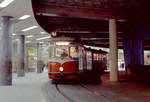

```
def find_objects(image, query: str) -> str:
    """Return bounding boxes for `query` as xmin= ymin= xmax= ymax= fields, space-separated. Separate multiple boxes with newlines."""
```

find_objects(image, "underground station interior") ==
xmin=1 ymin=0 xmax=150 ymax=102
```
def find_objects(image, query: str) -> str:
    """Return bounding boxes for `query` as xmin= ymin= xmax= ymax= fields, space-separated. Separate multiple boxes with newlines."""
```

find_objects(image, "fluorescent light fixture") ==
xmin=12 ymin=33 xmax=16 ymax=36
xmin=26 ymin=41 xmax=31 ymax=43
xmin=40 ymin=32 xmax=46 ymax=34
xmin=0 ymin=0 xmax=14 ymax=8
xmin=36 ymin=36 xmax=51 ymax=40
xmin=40 ymin=42 xmax=44 ymax=44
xmin=18 ymin=15 xmax=31 ymax=20
xmin=21 ymin=26 xmax=38 ymax=32
xmin=56 ymin=41 xmax=70 ymax=46
xmin=26 ymin=35 xmax=33 ymax=38
xmin=51 ymin=32 xmax=57 ymax=37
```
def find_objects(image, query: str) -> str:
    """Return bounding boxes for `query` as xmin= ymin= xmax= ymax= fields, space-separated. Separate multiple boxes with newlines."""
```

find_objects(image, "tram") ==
xmin=48 ymin=37 xmax=81 ymax=80
xmin=84 ymin=48 xmax=107 ymax=73
xmin=48 ymin=37 xmax=107 ymax=80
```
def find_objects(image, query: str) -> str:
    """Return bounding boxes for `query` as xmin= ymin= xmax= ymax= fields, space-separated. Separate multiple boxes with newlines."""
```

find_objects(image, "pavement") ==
xmin=0 ymin=71 xmax=150 ymax=102
xmin=0 ymin=70 xmax=49 ymax=102
xmin=98 ymin=72 xmax=150 ymax=102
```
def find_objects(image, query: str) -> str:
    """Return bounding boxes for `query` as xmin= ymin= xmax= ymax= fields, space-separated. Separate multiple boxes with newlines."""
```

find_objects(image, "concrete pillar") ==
xmin=109 ymin=19 xmax=118 ymax=81
xmin=133 ymin=39 xmax=144 ymax=67
xmin=37 ymin=43 xmax=43 ymax=73
xmin=12 ymin=41 xmax=18 ymax=73
xmin=24 ymin=44 xmax=29 ymax=72
xmin=17 ymin=35 xmax=25 ymax=77
xmin=123 ymin=39 xmax=144 ymax=73
xmin=0 ymin=16 xmax=13 ymax=85
xmin=123 ymin=40 xmax=133 ymax=73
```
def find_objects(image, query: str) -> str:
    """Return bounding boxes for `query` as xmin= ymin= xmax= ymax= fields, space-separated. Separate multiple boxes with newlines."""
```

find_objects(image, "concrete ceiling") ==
xmin=1 ymin=0 xmax=150 ymax=49
xmin=0 ymin=0 xmax=51 ymax=44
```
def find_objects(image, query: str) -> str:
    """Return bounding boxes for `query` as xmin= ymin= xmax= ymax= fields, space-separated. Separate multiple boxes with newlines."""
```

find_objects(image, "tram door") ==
xmin=78 ymin=47 xmax=86 ymax=72
xmin=86 ymin=51 xmax=92 ymax=71
xmin=82 ymin=49 xmax=87 ymax=71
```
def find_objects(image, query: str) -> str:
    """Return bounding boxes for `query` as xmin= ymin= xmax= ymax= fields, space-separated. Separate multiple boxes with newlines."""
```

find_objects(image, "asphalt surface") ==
xmin=44 ymin=81 xmax=150 ymax=102
xmin=0 ymin=71 xmax=149 ymax=102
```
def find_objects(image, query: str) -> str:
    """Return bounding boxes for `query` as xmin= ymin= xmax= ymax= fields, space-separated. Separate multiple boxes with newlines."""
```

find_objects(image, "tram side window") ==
xmin=93 ymin=53 xmax=99 ymax=61
xmin=87 ymin=51 xmax=92 ymax=61
xmin=55 ymin=47 xmax=68 ymax=57
xmin=70 ymin=47 xmax=78 ymax=58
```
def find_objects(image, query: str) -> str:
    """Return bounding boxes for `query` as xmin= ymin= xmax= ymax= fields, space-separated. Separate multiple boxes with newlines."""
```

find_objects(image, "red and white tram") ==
xmin=48 ymin=37 xmax=81 ymax=80
xmin=48 ymin=37 xmax=107 ymax=81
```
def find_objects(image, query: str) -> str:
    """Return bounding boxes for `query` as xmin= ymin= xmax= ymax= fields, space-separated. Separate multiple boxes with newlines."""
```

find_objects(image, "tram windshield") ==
xmin=70 ymin=47 xmax=78 ymax=58
xmin=53 ymin=46 xmax=79 ymax=59
xmin=55 ymin=47 xmax=69 ymax=58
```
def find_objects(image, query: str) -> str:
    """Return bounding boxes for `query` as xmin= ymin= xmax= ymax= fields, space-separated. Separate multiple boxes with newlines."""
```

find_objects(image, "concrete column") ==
xmin=12 ymin=41 xmax=18 ymax=73
xmin=0 ymin=16 xmax=13 ymax=85
xmin=24 ymin=44 xmax=29 ymax=72
xmin=37 ymin=43 xmax=43 ymax=73
xmin=109 ymin=19 xmax=118 ymax=81
xmin=17 ymin=35 xmax=25 ymax=77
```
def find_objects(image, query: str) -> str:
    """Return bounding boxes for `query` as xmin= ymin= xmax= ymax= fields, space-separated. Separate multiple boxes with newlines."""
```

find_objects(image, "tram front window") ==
xmin=70 ymin=47 xmax=78 ymax=58
xmin=55 ymin=47 xmax=69 ymax=58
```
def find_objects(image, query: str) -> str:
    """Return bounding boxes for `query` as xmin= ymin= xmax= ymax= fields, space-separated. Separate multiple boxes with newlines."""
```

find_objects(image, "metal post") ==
xmin=37 ymin=43 xmax=43 ymax=73
xmin=17 ymin=35 xmax=25 ymax=77
xmin=109 ymin=19 xmax=118 ymax=81
xmin=0 ymin=16 xmax=13 ymax=85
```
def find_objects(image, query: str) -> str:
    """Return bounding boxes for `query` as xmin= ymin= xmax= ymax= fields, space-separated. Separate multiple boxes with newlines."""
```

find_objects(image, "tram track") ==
xmin=43 ymin=81 xmax=139 ymax=102
xmin=79 ymin=84 xmax=121 ymax=102
xmin=55 ymin=84 xmax=74 ymax=102
xmin=55 ymin=83 xmax=121 ymax=102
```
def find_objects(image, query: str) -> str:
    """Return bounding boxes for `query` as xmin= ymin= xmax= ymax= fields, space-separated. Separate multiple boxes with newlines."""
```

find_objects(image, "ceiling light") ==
xmin=18 ymin=15 xmax=31 ymax=20
xmin=26 ymin=41 xmax=31 ymax=43
xmin=40 ymin=32 xmax=46 ymax=34
xmin=36 ymin=36 xmax=51 ymax=40
xmin=51 ymin=32 xmax=57 ymax=37
xmin=40 ymin=42 xmax=44 ymax=44
xmin=26 ymin=35 xmax=33 ymax=38
xmin=21 ymin=26 xmax=38 ymax=32
xmin=0 ymin=0 xmax=14 ymax=8
xmin=12 ymin=33 xmax=16 ymax=36
xmin=56 ymin=41 xmax=70 ymax=46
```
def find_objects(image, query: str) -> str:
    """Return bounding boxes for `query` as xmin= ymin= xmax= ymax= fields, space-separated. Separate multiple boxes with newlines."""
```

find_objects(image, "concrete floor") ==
xmin=0 ymin=71 xmax=48 ymax=102
xmin=0 ymin=71 xmax=150 ymax=102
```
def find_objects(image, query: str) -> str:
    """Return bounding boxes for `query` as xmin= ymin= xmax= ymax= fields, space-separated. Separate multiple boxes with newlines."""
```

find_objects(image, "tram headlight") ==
xmin=59 ymin=67 xmax=64 ymax=72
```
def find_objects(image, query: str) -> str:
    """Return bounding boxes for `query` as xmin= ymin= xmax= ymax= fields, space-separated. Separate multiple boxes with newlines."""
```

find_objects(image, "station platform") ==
xmin=0 ymin=71 xmax=150 ymax=102
xmin=99 ymin=72 xmax=150 ymax=102
xmin=0 ymin=71 xmax=48 ymax=102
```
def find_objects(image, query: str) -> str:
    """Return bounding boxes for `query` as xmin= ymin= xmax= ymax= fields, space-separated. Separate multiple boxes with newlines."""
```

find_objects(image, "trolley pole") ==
xmin=109 ymin=19 xmax=118 ymax=81
xmin=0 ymin=16 xmax=13 ymax=85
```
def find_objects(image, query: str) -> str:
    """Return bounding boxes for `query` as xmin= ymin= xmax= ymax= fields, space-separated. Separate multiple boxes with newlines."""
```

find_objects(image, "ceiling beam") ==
xmin=36 ymin=4 xmax=118 ymax=20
